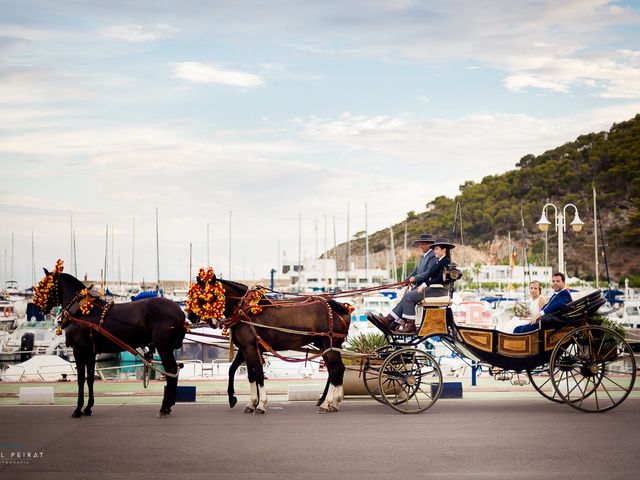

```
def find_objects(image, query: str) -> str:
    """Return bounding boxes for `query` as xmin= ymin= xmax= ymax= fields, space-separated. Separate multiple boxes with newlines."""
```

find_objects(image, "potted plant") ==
xmin=342 ymin=331 xmax=389 ymax=396
xmin=587 ymin=314 xmax=626 ymax=361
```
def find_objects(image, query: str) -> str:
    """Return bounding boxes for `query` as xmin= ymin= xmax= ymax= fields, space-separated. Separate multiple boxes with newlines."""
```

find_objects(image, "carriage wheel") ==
xmin=550 ymin=325 xmax=636 ymax=413
xmin=527 ymin=370 xmax=567 ymax=404
xmin=378 ymin=348 xmax=443 ymax=414
xmin=363 ymin=345 xmax=395 ymax=404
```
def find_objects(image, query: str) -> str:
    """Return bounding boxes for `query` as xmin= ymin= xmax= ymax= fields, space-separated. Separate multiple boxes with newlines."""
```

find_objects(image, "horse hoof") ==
xmin=254 ymin=408 xmax=266 ymax=415
xmin=328 ymin=406 xmax=338 ymax=412
xmin=71 ymin=411 xmax=82 ymax=418
xmin=229 ymin=397 xmax=238 ymax=409
xmin=317 ymin=407 xmax=329 ymax=414
xmin=83 ymin=410 xmax=92 ymax=417
xmin=157 ymin=409 xmax=172 ymax=418
xmin=244 ymin=406 xmax=255 ymax=414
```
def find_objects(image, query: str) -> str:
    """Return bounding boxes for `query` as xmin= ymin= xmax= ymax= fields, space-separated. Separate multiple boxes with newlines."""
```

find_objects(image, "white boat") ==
xmin=0 ymin=354 xmax=76 ymax=382
xmin=0 ymin=300 xmax=18 ymax=331
xmin=344 ymin=293 xmax=397 ymax=335
xmin=0 ymin=319 xmax=70 ymax=361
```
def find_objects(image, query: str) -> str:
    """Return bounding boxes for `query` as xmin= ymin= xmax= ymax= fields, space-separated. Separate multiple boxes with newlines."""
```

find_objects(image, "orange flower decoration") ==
xmin=33 ymin=259 xmax=64 ymax=311
xmin=186 ymin=267 xmax=226 ymax=323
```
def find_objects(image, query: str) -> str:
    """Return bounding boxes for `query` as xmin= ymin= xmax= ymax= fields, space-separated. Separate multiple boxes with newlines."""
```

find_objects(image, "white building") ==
xmin=465 ymin=264 xmax=553 ymax=286
xmin=280 ymin=257 xmax=390 ymax=292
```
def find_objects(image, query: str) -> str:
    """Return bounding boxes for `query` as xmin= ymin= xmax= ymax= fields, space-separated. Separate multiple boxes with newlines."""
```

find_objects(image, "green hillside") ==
xmin=348 ymin=114 xmax=640 ymax=285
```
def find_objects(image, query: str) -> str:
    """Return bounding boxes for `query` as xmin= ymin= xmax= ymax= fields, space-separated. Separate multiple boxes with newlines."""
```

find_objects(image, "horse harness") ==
xmin=226 ymin=289 xmax=349 ymax=364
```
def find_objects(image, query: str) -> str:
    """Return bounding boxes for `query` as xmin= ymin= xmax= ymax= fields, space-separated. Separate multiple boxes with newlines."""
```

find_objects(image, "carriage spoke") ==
xmin=551 ymin=325 xmax=636 ymax=412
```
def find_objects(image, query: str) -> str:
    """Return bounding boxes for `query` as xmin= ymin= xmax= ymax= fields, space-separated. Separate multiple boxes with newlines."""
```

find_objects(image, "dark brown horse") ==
xmin=187 ymin=275 xmax=352 ymax=414
xmin=35 ymin=267 xmax=186 ymax=418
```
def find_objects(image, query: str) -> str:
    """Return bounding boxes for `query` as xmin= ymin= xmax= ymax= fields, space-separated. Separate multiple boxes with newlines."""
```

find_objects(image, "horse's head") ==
xmin=328 ymin=299 xmax=355 ymax=334
xmin=33 ymin=259 xmax=65 ymax=314
xmin=186 ymin=267 xmax=226 ymax=326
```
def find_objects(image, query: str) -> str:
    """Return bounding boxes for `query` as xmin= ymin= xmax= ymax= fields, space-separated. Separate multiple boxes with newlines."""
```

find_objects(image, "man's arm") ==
xmin=540 ymin=289 xmax=572 ymax=316
xmin=414 ymin=254 xmax=437 ymax=284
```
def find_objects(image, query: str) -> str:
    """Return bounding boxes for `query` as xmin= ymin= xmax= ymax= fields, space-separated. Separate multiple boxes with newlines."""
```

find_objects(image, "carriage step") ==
xmin=432 ymin=382 xmax=463 ymax=399
xmin=288 ymin=384 xmax=322 ymax=401
xmin=19 ymin=387 xmax=55 ymax=405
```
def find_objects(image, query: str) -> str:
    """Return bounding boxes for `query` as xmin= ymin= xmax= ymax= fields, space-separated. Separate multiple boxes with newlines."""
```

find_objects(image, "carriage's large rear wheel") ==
xmin=527 ymin=369 xmax=565 ymax=403
xmin=550 ymin=325 xmax=636 ymax=412
xmin=378 ymin=348 xmax=443 ymax=414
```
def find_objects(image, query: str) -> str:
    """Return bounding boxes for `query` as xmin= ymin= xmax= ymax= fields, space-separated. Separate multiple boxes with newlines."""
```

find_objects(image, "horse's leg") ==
xmin=243 ymin=348 xmax=261 ymax=414
xmin=158 ymin=348 xmax=178 ymax=418
xmin=227 ymin=350 xmax=244 ymax=408
xmin=255 ymin=362 xmax=267 ymax=415
xmin=72 ymin=348 xmax=86 ymax=418
xmin=318 ymin=351 xmax=345 ymax=414
xmin=83 ymin=352 xmax=97 ymax=416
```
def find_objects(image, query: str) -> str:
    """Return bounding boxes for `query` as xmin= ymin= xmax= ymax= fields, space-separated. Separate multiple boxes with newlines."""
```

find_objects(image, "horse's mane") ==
xmin=220 ymin=279 xmax=249 ymax=294
xmin=327 ymin=299 xmax=352 ymax=315
xmin=60 ymin=272 xmax=87 ymax=291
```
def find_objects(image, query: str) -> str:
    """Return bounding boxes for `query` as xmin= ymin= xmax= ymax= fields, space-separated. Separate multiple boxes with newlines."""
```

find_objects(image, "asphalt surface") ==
xmin=1 ymin=397 xmax=639 ymax=479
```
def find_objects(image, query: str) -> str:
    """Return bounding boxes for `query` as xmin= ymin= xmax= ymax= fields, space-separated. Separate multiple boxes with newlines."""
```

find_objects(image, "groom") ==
xmin=514 ymin=272 xmax=572 ymax=333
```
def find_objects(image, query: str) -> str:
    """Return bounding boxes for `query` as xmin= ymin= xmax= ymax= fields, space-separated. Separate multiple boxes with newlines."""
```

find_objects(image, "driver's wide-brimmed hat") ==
xmin=412 ymin=233 xmax=435 ymax=245
xmin=429 ymin=237 xmax=456 ymax=249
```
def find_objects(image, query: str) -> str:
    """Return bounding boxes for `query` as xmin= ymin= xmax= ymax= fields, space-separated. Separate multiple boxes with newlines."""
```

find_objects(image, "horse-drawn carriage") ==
xmin=34 ymin=259 xmax=636 ymax=418
xmin=364 ymin=265 xmax=637 ymax=413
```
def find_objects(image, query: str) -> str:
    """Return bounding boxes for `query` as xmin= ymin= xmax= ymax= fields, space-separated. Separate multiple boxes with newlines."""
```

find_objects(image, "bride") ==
xmin=503 ymin=281 xmax=547 ymax=333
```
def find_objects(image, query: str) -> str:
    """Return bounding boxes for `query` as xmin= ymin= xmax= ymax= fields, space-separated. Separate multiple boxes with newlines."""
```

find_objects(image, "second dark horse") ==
xmin=188 ymin=276 xmax=352 ymax=414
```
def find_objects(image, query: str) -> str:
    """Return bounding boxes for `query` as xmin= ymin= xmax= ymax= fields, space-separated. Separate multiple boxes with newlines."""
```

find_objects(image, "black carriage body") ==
xmin=368 ymin=289 xmax=607 ymax=371
xmin=417 ymin=289 xmax=607 ymax=371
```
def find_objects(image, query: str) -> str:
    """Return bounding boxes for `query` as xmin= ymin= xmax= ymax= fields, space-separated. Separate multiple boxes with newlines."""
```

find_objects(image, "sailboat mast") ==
xmin=593 ymin=184 xmax=599 ymax=288
xmin=298 ymin=213 xmax=302 ymax=292
xmin=346 ymin=202 xmax=350 ymax=290
xmin=402 ymin=221 xmax=408 ymax=280
xmin=333 ymin=215 xmax=338 ymax=289
xmin=131 ymin=218 xmax=135 ymax=287
xmin=70 ymin=214 xmax=74 ymax=275
xmin=155 ymin=208 xmax=160 ymax=289
xmin=389 ymin=225 xmax=397 ymax=282
xmin=72 ymin=230 xmax=78 ymax=277
xmin=31 ymin=231 xmax=35 ymax=286
xmin=323 ymin=214 xmax=327 ymax=291
xmin=365 ymin=202 xmax=369 ymax=286
xmin=189 ymin=241 xmax=193 ymax=284
xmin=103 ymin=224 xmax=108 ymax=290
xmin=228 ymin=210 xmax=232 ymax=279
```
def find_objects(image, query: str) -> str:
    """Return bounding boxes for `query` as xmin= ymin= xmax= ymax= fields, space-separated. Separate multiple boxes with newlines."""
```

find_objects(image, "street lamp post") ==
xmin=536 ymin=203 xmax=584 ymax=274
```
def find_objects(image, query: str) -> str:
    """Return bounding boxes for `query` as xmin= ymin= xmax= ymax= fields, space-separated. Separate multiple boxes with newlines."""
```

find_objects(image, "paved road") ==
xmin=1 ymin=398 xmax=639 ymax=479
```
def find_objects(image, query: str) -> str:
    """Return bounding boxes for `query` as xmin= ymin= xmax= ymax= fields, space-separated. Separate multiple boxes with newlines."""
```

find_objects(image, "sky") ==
xmin=1 ymin=0 xmax=640 ymax=288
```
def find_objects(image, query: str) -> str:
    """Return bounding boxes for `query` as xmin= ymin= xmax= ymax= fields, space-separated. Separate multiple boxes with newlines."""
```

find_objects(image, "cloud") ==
xmin=171 ymin=62 xmax=264 ymax=88
xmin=101 ymin=23 xmax=176 ymax=42
xmin=504 ymin=75 xmax=570 ymax=93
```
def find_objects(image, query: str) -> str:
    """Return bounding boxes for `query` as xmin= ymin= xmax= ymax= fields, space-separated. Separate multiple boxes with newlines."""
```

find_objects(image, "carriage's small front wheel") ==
xmin=550 ymin=325 xmax=636 ymax=413
xmin=363 ymin=345 xmax=396 ymax=404
xmin=378 ymin=348 xmax=442 ymax=414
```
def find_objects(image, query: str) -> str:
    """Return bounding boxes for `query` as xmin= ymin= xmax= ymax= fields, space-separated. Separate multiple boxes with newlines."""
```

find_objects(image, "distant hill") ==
xmin=330 ymin=114 xmax=640 ymax=286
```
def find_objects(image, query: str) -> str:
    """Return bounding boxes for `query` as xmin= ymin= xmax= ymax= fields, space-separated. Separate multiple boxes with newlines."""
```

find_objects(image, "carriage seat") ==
xmin=417 ymin=285 xmax=451 ymax=307
xmin=540 ymin=289 xmax=606 ymax=329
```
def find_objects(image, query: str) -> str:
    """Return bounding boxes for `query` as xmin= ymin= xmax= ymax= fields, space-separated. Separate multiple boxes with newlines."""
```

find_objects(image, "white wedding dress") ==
xmin=503 ymin=297 xmax=544 ymax=333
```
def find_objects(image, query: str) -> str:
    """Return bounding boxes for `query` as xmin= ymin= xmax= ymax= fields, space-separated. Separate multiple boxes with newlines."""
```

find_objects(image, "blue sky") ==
xmin=1 ymin=0 xmax=640 ymax=288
